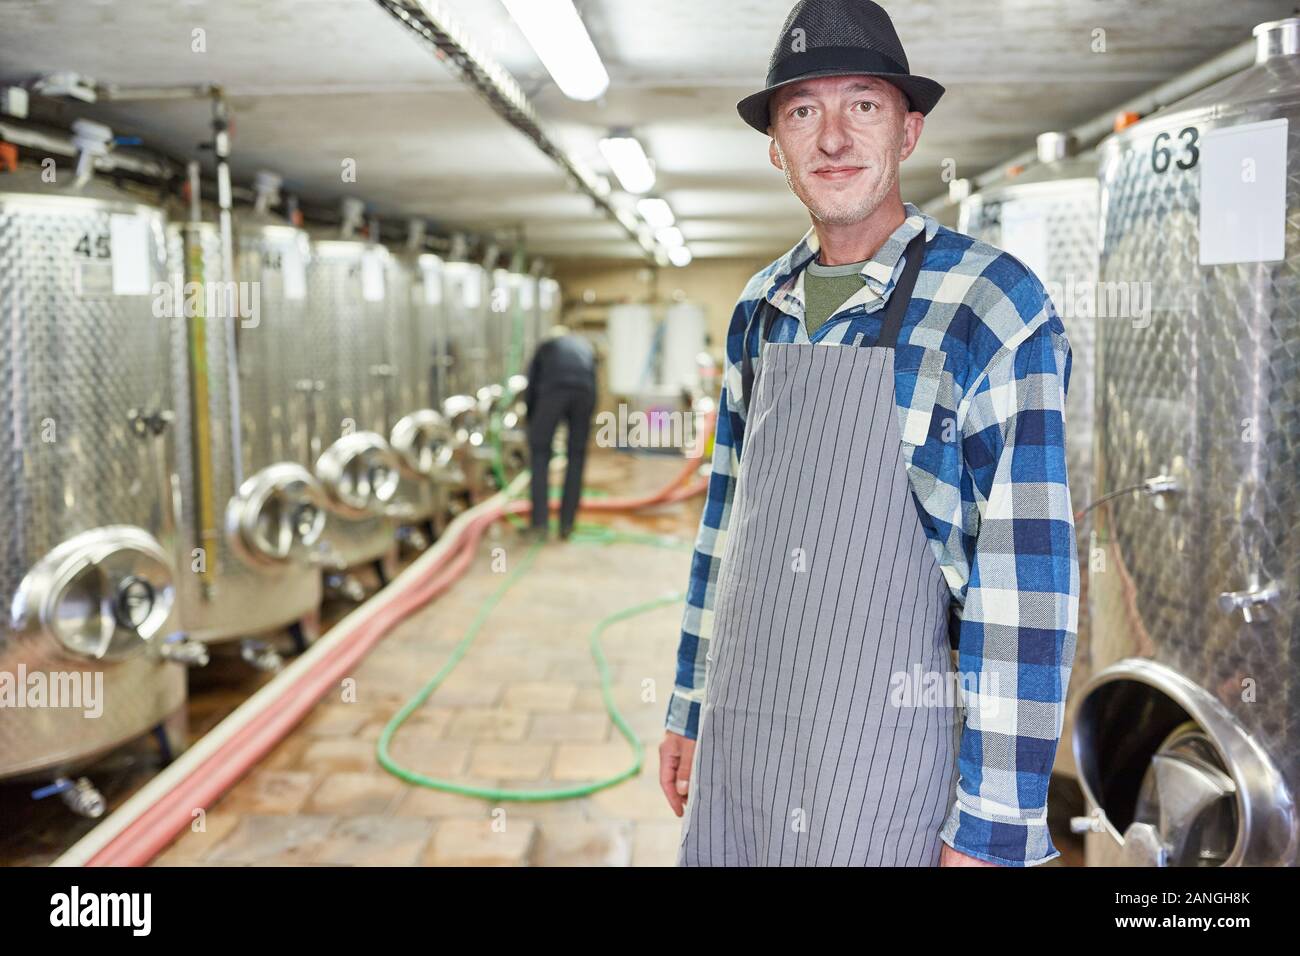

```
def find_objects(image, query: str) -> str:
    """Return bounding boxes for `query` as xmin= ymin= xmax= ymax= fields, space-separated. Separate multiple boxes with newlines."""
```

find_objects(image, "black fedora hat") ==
xmin=737 ymin=0 xmax=945 ymax=133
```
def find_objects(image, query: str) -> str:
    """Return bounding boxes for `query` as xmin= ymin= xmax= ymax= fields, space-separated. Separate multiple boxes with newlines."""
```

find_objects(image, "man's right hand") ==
xmin=658 ymin=732 xmax=696 ymax=817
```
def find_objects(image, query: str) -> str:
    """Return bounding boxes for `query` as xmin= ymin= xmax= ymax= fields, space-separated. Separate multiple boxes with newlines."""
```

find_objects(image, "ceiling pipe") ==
xmin=9 ymin=81 xmax=503 ymax=263
xmin=923 ymin=35 xmax=1255 ymax=214
xmin=0 ymin=118 xmax=174 ymax=180
xmin=371 ymin=0 xmax=661 ymax=264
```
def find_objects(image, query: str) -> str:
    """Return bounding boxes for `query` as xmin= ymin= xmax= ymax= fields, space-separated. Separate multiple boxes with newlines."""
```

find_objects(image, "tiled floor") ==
xmin=155 ymin=451 xmax=704 ymax=867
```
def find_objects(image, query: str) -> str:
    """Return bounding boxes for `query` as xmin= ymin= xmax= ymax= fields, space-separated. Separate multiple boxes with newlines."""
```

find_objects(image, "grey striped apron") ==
xmin=678 ymin=235 xmax=960 ymax=867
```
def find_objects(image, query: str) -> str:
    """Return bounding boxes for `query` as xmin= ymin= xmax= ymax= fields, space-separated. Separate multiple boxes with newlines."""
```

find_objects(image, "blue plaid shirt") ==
xmin=666 ymin=204 xmax=1079 ymax=867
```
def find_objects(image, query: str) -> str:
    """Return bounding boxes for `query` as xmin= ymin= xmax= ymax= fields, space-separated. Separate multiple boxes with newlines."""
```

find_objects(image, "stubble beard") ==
xmin=776 ymin=141 xmax=898 ymax=227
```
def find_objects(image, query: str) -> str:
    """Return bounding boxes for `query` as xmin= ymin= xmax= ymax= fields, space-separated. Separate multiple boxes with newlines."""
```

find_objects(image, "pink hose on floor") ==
xmin=80 ymin=418 xmax=712 ymax=867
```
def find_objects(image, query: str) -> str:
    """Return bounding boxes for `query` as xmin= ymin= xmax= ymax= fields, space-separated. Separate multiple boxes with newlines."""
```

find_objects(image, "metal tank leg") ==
xmin=240 ymin=638 xmax=284 ymax=672
xmin=288 ymin=608 xmax=322 ymax=654
xmin=159 ymin=708 xmax=189 ymax=764
xmin=373 ymin=548 xmax=400 ymax=588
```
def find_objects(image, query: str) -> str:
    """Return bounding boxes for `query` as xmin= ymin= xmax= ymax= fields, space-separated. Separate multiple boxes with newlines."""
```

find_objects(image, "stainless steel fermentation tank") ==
xmin=167 ymin=220 xmax=326 ymax=648
xmin=1077 ymin=18 xmax=1300 ymax=866
xmin=234 ymin=209 xmax=315 ymax=469
xmin=384 ymin=250 xmax=455 ymax=545
xmin=442 ymin=261 xmax=489 ymax=398
xmin=415 ymin=254 xmax=453 ymax=408
xmin=305 ymin=236 xmax=403 ymax=587
xmin=958 ymin=140 xmax=1099 ymax=780
xmin=0 ymin=167 xmax=187 ymax=786
xmin=440 ymin=261 xmax=493 ymax=501
xmin=515 ymin=272 xmax=540 ymax=375
xmin=537 ymin=277 xmax=561 ymax=342
xmin=486 ymin=268 xmax=513 ymax=387
xmin=480 ymin=271 xmax=534 ymax=486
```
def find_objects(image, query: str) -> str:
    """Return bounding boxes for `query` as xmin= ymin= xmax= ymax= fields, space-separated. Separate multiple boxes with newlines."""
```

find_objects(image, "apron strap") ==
xmin=875 ymin=231 xmax=928 ymax=350
xmin=738 ymin=230 xmax=929 ymax=412
xmin=739 ymin=298 xmax=782 ymax=416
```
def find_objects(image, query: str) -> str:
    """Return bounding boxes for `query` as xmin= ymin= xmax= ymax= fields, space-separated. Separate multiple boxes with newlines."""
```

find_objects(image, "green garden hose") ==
xmin=375 ymin=527 xmax=687 ymax=801
xmin=378 ymin=411 xmax=693 ymax=801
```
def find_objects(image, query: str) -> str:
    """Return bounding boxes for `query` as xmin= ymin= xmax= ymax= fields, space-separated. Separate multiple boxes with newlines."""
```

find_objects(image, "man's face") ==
xmin=767 ymin=75 xmax=923 ymax=227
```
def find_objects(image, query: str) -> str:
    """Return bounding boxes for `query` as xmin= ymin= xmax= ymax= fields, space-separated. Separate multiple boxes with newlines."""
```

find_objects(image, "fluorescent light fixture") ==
xmin=656 ymin=226 xmax=684 ymax=248
xmin=501 ymin=0 xmax=609 ymax=101
xmin=636 ymin=197 xmax=675 ymax=229
xmin=669 ymin=246 xmax=693 ymax=267
xmin=598 ymin=135 xmax=655 ymax=194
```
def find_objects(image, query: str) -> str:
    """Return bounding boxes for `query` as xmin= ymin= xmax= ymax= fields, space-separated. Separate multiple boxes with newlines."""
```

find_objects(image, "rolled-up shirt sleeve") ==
xmin=939 ymin=295 xmax=1080 ymax=866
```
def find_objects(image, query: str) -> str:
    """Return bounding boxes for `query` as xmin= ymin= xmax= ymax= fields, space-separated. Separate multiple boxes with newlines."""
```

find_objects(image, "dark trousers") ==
xmin=528 ymin=386 xmax=596 ymax=532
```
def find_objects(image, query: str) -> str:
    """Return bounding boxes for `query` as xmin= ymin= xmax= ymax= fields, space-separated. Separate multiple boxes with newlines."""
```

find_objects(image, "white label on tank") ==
xmin=518 ymin=279 xmax=535 ymax=310
xmin=421 ymin=262 xmax=443 ymax=305
xmin=109 ymin=213 xmax=151 ymax=295
xmin=362 ymin=251 xmax=385 ymax=301
xmin=997 ymin=200 xmax=1049 ymax=280
xmin=281 ymin=241 xmax=306 ymax=300
xmin=1199 ymin=118 xmax=1288 ymax=265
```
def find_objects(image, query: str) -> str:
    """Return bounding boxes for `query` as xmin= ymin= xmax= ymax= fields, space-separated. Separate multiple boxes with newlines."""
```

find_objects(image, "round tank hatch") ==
xmin=1073 ymin=659 xmax=1296 ymax=866
xmin=12 ymin=526 xmax=176 ymax=660
xmin=443 ymin=394 xmax=488 ymax=449
xmin=315 ymin=432 xmax=402 ymax=517
xmin=477 ymin=383 xmax=506 ymax=415
xmin=390 ymin=409 xmax=455 ymax=478
xmin=228 ymin=463 xmax=328 ymax=563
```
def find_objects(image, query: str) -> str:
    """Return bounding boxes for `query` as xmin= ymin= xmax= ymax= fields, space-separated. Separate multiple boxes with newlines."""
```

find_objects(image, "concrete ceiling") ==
xmin=0 ymin=0 xmax=1292 ymax=262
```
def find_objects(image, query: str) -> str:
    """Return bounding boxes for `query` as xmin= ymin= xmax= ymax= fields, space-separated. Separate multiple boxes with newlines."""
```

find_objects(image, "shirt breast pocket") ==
xmin=893 ymin=348 xmax=948 ymax=447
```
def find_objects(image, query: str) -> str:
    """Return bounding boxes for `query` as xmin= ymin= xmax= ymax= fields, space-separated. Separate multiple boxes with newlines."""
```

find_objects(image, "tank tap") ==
xmin=1141 ymin=473 xmax=1181 ymax=511
xmin=1217 ymin=580 xmax=1281 ymax=624
xmin=69 ymin=118 xmax=112 ymax=188
xmin=159 ymin=634 xmax=210 ymax=667
xmin=1141 ymin=474 xmax=1180 ymax=497
xmin=326 ymin=573 xmax=367 ymax=603
xmin=32 ymin=777 xmax=106 ymax=819
xmin=400 ymin=526 xmax=430 ymax=551
xmin=309 ymin=540 xmax=347 ymax=570
xmin=386 ymin=501 xmax=419 ymax=521
xmin=240 ymin=638 xmax=283 ymax=673
xmin=1070 ymin=807 xmax=1108 ymax=834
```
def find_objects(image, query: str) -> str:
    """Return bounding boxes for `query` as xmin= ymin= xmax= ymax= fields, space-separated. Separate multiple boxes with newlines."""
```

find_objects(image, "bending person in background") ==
xmin=522 ymin=325 xmax=597 ymax=541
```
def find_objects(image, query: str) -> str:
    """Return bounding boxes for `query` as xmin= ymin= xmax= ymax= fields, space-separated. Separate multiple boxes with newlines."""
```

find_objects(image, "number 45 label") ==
xmin=73 ymin=215 xmax=153 ymax=295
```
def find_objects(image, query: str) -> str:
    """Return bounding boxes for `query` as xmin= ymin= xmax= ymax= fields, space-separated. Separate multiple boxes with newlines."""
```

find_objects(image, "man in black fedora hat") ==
xmin=660 ymin=0 xmax=1078 ymax=868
